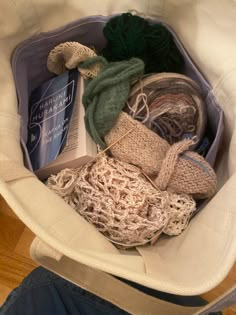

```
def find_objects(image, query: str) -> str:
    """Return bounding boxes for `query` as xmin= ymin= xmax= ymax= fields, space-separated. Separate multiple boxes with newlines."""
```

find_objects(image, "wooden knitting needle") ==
xmin=140 ymin=170 xmax=160 ymax=191
xmin=95 ymin=126 xmax=160 ymax=191
xmin=94 ymin=126 xmax=136 ymax=160
xmin=90 ymin=126 xmax=160 ymax=191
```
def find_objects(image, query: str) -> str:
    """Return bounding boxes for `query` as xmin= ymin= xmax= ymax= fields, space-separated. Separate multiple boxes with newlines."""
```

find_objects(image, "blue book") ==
xmin=27 ymin=69 xmax=79 ymax=171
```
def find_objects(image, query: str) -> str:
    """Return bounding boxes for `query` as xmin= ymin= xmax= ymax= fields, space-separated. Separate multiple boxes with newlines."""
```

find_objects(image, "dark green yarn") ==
xmin=103 ymin=13 xmax=148 ymax=62
xmin=103 ymin=13 xmax=184 ymax=74
xmin=81 ymin=56 xmax=144 ymax=148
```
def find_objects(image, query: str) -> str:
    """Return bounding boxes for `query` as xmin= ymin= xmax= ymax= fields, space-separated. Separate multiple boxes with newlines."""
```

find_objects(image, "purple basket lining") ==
xmin=11 ymin=15 xmax=224 ymax=170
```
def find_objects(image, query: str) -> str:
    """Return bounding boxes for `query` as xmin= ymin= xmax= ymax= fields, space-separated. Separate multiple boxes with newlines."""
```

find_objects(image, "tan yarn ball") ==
xmin=105 ymin=112 xmax=217 ymax=199
xmin=47 ymin=41 xmax=102 ymax=78
xmin=47 ymin=155 xmax=196 ymax=248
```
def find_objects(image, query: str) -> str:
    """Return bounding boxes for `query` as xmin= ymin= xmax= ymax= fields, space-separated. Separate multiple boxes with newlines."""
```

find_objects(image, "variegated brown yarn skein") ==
xmin=126 ymin=73 xmax=207 ymax=148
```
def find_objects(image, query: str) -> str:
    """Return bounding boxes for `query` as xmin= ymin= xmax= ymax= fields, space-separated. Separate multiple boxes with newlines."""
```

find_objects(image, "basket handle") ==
xmin=31 ymin=237 xmax=236 ymax=315
xmin=0 ymin=160 xmax=35 ymax=182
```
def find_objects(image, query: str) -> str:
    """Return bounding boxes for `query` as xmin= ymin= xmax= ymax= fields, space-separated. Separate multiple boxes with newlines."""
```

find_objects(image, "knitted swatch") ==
xmin=126 ymin=73 xmax=206 ymax=147
xmin=81 ymin=57 xmax=144 ymax=148
xmin=47 ymin=155 xmax=196 ymax=248
xmin=105 ymin=112 xmax=217 ymax=199
xmin=103 ymin=13 xmax=184 ymax=74
xmin=47 ymin=41 xmax=103 ymax=78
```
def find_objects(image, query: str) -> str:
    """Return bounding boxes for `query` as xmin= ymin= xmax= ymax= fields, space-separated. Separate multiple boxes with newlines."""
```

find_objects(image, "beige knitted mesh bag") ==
xmin=47 ymin=155 xmax=196 ymax=247
xmin=47 ymin=41 xmax=102 ymax=78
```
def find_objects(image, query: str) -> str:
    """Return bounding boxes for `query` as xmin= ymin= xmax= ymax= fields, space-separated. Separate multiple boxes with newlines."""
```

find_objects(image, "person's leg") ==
xmin=0 ymin=267 xmax=128 ymax=315
xmin=0 ymin=267 xmax=222 ymax=315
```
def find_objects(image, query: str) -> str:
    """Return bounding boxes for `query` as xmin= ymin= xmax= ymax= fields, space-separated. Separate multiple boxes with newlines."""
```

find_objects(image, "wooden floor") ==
xmin=0 ymin=196 xmax=38 ymax=306
xmin=0 ymin=196 xmax=235 ymax=314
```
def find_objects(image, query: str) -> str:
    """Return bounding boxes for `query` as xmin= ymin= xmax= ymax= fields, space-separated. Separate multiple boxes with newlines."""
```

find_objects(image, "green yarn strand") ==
xmin=82 ymin=57 xmax=144 ymax=148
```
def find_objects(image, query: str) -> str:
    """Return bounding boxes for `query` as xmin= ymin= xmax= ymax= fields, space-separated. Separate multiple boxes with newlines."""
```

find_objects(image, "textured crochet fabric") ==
xmin=82 ymin=57 xmax=144 ymax=148
xmin=47 ymin=42 xmax=103 ymax=78
xmin=47 ymin=155 xmax=196 ymax=248
xmin=105 ymin=112 xmax=217 ymax=199
xmin=126 ymin=73 xmax=206 ymax=147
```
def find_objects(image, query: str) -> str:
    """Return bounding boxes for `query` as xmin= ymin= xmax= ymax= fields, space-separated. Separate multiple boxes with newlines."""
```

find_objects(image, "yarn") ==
xmin=126 ymin=73 xmax=207 ymax=147
xmin=81 ymin=57 xmax=144 ymax=148
xmin=47 ymin=155 xmax=196 ymax=248
xmin=103 ymin=13 xmax=148 ymax=62
xmin=103 ymin=13 xmax=184 ymax=74
xmin=163 ymin=193 xmax=195 ymax=236
xmin=105 ymin=112 xmax=217 ymax=199
xmin=47 ymin=41 xmax=103 ymax=78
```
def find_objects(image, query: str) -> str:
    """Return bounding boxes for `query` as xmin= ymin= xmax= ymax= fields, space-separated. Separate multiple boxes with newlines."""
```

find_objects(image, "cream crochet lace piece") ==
xmin=47 ymin=155 xmax=196 ymax=248
xmin=47 ymin=41 xmax=102 ymax=78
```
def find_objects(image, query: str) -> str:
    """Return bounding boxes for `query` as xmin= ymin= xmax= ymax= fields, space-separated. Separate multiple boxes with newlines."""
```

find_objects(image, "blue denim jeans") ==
xmin=0 ymin=267 xmax=222 ymax=315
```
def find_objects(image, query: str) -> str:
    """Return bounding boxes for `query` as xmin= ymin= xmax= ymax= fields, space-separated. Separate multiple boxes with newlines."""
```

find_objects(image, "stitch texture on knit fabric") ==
xmin=105 ymin=112 xmax=217 ymax=199
xmin=81 ymin=57 xmax=144 ymax=148
xmin=47 ymin=41 xmax=103 ymax=78
xmin=47 ymin=155 xmax=196 ymax=248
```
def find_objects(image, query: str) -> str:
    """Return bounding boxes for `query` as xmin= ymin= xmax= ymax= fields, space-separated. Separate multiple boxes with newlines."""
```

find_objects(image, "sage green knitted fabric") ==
xmin=81 ymin=56 xmax=144 ymax=148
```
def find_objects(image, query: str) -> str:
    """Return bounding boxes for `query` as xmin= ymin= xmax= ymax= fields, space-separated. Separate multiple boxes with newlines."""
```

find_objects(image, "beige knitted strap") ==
xmin=0 ymin=161 xmax=35 ymax=182
xmin=155 ymin=139 xmax=193 ymax=190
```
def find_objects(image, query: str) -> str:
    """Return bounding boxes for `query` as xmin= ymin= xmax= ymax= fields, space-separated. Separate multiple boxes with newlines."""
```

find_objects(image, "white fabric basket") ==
xmin=0 ymin=1 xmax=236 ymax=314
